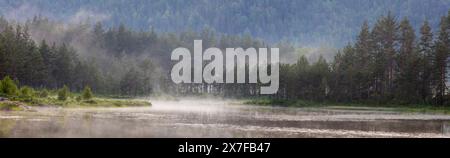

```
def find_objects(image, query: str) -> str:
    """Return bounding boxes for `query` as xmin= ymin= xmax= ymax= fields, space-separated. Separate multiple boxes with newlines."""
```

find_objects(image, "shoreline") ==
xmin=3 ymin=96 xmax=450 ymax=116
xmin=0 ymin=97 xmax=152 ymax=112
xmin=243 ymin=98 xmax=450 ymax=115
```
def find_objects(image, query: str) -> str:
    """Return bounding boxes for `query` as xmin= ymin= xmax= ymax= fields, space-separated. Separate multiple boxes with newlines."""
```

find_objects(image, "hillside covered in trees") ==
xmin=1 ymin=0 xmax=450 ymax=46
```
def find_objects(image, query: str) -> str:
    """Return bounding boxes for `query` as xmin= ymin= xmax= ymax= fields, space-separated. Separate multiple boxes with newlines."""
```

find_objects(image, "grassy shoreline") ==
xmin=0 ymin=101 xmax=26 ymax=111
xmin=34 ymin=97 xmax=152 ymax=108
xmin=243 ymin=98 xmax=450 ymax=115
xmin=0 ymin=94 xmax=152 ymax=111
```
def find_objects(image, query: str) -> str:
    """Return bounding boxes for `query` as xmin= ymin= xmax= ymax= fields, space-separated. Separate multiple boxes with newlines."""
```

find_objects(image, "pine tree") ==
xmin=294 ymin=55 xmax=310 ymax=99
xmin=0 ymin=24 xmax=5 ymax=78
xmin=433 ymin=16 xmax=449 ymax=105
xmin=396 ymin=18 xmax=420 ymax=102
xmin=54 ymin=44 xmax=77 ymax=88
xmin=330 ymin=51 xmax=344 ymax=101
xmin=39 ymin=40 xmax=57 ymax=88
xmin=26 ymin=44 xmax=47 ymax=87
xmin=310 ymin=55 xmax=329 ymax=101
xmin=418 ymin=20 xmax=434 ymax=103
xmin=120 ymin=68 xmax=143 ymax=96
xmin=1 ymin=25 xmax=20 ymax=79
xmin=338 ymin=44 xmax=356 ymax=101
xmin=354 ymin=21 xmax=372 ymax=100
xmin=371 ymin=12 xmax=398 ymax=101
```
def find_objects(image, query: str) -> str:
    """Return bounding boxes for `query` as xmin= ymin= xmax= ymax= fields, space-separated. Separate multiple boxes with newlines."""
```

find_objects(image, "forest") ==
xmin=0 ymin=15 xmax=267 ymax=97
xmin=1 ymin=10 xmax=450 ymax=105
xmin=277 ymin=12 xmax=450 ymax=106
xmin=1 ymin=0 xmax=450 ymax=46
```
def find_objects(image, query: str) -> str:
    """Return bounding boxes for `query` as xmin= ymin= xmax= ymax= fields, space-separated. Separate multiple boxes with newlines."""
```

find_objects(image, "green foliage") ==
xmin=275 ymin=11 xmax=450 ymax=106
xmin=84 ymin=99 xmax=97 ymax=104
xmin=58 ymin=85 xmax=70 ymax=101
xmin=432 ymin=16 xmax=450 ymax=105
xmin=39 ymin=89 xmax=49 ymax=98
xmin=82 ymin=86 xmax=93 ymax=100
xmin=0 ymin=76 xmax=18 ymax=96
xmin=418 ymin=20 xmax=434 ymax=103
xmin=2 ymin=7 xmax=450 ymax=107
xmin=76 ymin=95 xmax=82 ymax=102
xmin=19 ymin=86 xmax=34 ymax=101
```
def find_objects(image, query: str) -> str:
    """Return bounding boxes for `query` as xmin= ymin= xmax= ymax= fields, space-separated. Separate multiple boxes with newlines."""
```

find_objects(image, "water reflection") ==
xmin=1 ymin=99 xmax=450 ymax=138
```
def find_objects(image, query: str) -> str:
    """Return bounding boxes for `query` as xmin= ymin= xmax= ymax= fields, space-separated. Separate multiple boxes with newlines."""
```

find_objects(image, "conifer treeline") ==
xmin=0 ymin=16 xmax=266 ymax=96
xmin=0 ymin=17 xmax=100 ymax=93
xmin=2 ymin=12 xmax=450 ymax=105
xmin=277 ymin=12 xmax=450 ymax=105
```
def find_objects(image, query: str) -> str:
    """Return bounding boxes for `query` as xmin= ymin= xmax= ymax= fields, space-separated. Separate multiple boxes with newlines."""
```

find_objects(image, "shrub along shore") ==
xmin=0 ymin=76 xmax=151 ymax=111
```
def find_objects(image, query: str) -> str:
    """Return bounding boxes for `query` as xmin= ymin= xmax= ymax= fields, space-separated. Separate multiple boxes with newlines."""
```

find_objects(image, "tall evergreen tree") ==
xmin=54 ymin=44 xmax=77 ymax=88
xmin=310 ymin=55 xmax=330 ymax=101
xmin=354 ymin=21 xmax=372 ymax=100
xmin=396 ymin=18 xmax=420 ymax=102
xmin=39 ymin=40 xmax=57 ymax=88
xmin=418 ymin=20 xmax=434 ymax=103
xmin=433 ymin=16 xmax=449 ymax=105
xmin=371 ymin=12 xmax=398 ymax=101
xmin=294 ymin=55 xmax=310 ymax=99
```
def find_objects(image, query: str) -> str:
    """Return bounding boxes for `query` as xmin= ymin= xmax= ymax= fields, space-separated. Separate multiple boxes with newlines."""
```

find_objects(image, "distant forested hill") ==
xmin=1 ymin=0 xmax=450 ymax=46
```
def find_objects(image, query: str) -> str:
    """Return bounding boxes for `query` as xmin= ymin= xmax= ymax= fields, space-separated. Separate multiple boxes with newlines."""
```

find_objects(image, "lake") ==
xmin=1 ymin=99 xmax=450 ymax=138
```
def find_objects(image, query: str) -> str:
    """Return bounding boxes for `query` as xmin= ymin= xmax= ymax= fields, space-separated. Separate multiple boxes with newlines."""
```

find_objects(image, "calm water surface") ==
xmin=1 ymin=99 xmax=450 ymax=138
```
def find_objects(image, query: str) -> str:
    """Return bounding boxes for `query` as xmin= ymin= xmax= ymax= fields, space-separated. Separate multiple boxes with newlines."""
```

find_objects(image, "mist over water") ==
xmin=1 ymin=98 xmax=450 ymax=138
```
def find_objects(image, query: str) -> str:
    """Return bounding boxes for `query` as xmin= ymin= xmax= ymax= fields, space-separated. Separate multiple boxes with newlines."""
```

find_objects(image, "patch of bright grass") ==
xmin=2 ymin=88 xmax=152 ymax=109
xmin=31 ymin=95 xmax=151 ymax=108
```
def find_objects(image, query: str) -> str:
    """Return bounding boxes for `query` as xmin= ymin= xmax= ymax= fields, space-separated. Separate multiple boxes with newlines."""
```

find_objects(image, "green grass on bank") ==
xmin=31 ymin=96 xmax=151 ymax=108
xmin=1 ymin=89 xmax=151 ymax=111
xmin=0 ymin=75 xmax=151 ymax=111
xmin=0 ymin=95 xmax=151 ymax=110
xmin=243 ymin=98 xmax=450 ymax=115
xmin=0 ymin=102 xmax=24 ymax=111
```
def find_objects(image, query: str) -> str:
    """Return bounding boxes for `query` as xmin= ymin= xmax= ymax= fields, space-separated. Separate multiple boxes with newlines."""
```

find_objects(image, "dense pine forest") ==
xmin=277 ymin=12 xmax=450 ymax=106
xmin=2 ymin=10 xmax=450 ymax=105
xmin=0 ymin=15 xmax=267 ymax=96
xmin=1 ymin=0 xmax=450 ymax=46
